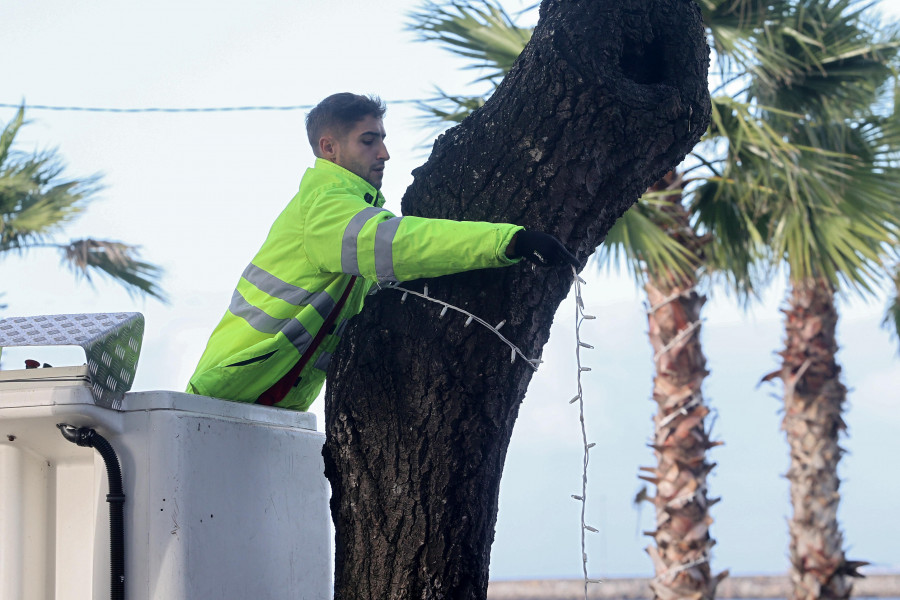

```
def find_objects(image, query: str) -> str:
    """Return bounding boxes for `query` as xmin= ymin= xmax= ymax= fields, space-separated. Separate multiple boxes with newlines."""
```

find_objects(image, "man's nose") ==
xmin=379 ymin=142 xmax=390 ymax=161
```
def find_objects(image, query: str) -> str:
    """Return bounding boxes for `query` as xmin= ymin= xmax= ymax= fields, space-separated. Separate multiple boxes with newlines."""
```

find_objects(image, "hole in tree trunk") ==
xmin=620 ymin=35 xmax=666 ymax=84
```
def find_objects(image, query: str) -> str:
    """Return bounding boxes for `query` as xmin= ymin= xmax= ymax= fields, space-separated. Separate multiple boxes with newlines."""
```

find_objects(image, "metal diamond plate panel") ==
xmin=0 ymin=312 xmax=144 ymax=408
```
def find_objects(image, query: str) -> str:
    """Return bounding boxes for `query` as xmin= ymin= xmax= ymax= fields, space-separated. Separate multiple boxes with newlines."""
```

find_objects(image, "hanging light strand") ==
xmin=571 ymin=266 xmax=603 ymax=598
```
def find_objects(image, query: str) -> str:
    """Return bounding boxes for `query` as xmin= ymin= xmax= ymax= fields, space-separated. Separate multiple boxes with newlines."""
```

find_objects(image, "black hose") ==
xmin=58 ymin=424 xmax=126 ymax=600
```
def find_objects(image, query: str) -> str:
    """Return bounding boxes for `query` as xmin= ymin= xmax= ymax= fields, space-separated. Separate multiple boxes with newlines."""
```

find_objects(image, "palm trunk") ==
xmin=639 ymin=175 xmax=726 ymax=600
xmin=774 ymin=277 xmax=862 ymax=600
xmin=642 ymin=278 xmax=725 ymax=600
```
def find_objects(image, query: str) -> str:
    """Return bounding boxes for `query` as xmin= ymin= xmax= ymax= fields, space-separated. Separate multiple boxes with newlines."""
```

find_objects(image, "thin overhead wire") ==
xmin=0 ymin=98 xmax=432 ymax=114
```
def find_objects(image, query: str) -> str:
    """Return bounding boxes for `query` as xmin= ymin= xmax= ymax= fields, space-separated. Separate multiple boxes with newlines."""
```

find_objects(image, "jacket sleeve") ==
xmin=304 ymin=190 xmax=523 ymax=283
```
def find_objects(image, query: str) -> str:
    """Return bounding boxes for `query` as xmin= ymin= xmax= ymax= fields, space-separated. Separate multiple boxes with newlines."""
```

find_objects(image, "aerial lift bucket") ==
xmin=0 ymin=313 xmax=331 ymax=600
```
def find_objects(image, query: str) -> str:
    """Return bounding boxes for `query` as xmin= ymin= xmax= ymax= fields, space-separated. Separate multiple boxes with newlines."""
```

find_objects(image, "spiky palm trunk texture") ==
xmin=640 ymin=175 xmax=726 ymax=600
xmin=775 ymin=278 xmax=864 ymax=600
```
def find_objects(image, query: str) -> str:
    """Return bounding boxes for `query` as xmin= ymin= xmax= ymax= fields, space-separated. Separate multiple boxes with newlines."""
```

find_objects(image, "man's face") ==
xmin=326 ymin=115 xmax=390 ymax=190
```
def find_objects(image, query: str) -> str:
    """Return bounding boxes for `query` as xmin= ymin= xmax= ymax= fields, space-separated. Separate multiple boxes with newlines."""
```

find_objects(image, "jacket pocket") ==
xmin=192 ymin=344 xmax=292 ymax=403
xmin=226 ymin=350 xmax=277 ymax=367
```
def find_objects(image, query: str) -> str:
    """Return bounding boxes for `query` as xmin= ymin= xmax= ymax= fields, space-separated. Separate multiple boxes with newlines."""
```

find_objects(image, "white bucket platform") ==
xmin=0 ymin=313 xmax=331 ymax=600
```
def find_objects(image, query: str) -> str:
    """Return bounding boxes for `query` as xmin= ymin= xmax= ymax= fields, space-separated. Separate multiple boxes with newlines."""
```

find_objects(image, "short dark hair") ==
xmin=305 ymin=93 xmax=386 ymax=155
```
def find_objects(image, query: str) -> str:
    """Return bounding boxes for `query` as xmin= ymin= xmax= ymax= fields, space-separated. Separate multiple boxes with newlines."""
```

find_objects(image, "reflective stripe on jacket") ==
xmin=187 ymin=158 xmax=523 ymax=411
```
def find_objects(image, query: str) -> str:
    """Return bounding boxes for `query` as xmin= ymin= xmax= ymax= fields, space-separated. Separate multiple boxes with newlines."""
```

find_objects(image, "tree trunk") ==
xmin=643 ymin=280 xmax=722 ymax=600
xmin=639 ymin=175 xmax=726 ymax=600
xmin=323 ymin=0 xmax=711 ymax=598
xmin=773 ymin=278 xmax=863 ymax=600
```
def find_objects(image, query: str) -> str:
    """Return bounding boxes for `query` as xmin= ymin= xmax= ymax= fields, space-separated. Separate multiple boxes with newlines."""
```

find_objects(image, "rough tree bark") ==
xmin=322 ymin=1 xmax=711 ymax=598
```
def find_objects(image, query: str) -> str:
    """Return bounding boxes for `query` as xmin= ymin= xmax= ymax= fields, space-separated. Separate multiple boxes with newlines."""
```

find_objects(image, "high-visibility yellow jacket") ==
xmin=187 ymin=158 xmax=523 ymax=411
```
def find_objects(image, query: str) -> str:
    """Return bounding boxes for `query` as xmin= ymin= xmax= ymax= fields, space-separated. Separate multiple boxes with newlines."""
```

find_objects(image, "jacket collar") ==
xmin=314 ymin=158 xmax=386 ymax=207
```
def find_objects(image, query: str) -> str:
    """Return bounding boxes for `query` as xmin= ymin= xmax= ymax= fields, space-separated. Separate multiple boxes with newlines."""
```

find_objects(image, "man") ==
xmin=187 ymin=93 xmax=576 ymax=411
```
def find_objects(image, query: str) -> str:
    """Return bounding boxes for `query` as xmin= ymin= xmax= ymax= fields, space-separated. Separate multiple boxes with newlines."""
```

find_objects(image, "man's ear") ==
xmin=319 ymin=135 xmax=338 ymax=161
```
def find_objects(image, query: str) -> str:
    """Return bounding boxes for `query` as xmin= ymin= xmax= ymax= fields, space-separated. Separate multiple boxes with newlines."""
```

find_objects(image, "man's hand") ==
xmin=508 ymin=230 xmax=579 ymax=267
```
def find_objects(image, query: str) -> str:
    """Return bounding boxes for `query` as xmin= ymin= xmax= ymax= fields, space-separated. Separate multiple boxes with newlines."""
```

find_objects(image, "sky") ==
xmin=2 ymin=0 xmax=899 ymax=583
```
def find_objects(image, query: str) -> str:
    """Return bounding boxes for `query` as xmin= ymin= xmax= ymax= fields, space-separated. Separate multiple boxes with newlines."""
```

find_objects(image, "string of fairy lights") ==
xmin=570 ymin=269 xmax=603 ymax=598
xmin=386 ymin=266 xmax=601 ymax=599
xmin=390 ymin=283 xmax=542 ymax=370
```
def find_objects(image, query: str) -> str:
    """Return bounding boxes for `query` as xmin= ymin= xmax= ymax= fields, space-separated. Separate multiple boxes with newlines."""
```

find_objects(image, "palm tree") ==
xmin=410 ymin=2 xmax=900 ymax=600
xmin=610 ymin=174 xmax=724 ymax=600
xmin=734 ymin=2 xmax=900 ymax=597
xmin=1 ymin=106 xmax=166 ymax=304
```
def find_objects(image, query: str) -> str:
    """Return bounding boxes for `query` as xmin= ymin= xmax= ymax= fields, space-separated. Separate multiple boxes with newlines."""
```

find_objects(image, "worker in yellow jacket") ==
xmin=187 ymin=93 xmax=576 ymax=411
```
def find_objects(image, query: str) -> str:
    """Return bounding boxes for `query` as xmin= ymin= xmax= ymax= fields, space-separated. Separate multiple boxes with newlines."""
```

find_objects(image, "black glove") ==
xmin=510 ymin=230 xmax=579 ymax=267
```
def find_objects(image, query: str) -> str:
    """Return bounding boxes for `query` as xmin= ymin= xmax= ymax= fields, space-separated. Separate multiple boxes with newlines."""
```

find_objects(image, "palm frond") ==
xmin=756 ymin=111 xmax=900 ymax=294
xmin=0 ymin=106 xmax=26 ymax=168
xmin=417 ymin=91 xmax=486 ymax=125
xmin=407 ymin=0 xmax=531 ymax=86
xmin=883 ymin=264 xmax=900 ymax=351
xmin=690 ymin=174 xmax=770 ymax=298
xmin=1 ymin=107 xmax=166 ymax=302
xmin=594 ymin=198 xmax=701 ymax=289
xmin=701 ymin=0 xmax=799 ymax=87
xmin=413 ymin=89 xmax=487 ymax=136
xmin=0 ymin=171 xmax=100 ymax=251
xmin=60 ymin=239 xmax=167 ymax=302
xmin=407 ymin=0 xmax=531 ymax=130
xmin=1 ymin=107 xmax=103 ymax=251
xmin=749 ymin=0 xmax=900 ymax=118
